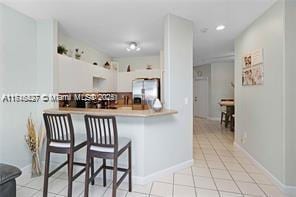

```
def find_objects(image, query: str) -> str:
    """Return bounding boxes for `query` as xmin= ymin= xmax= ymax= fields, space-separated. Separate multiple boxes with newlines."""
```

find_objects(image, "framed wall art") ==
xmin=242 ymin=48 xmax=264 ymax=86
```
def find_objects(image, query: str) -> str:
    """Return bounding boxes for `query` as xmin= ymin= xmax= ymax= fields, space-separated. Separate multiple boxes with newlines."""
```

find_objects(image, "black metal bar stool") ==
xmin=43 ymin=113 xmax=88 ymax=197
xmin=84 ymin=115 xmax=132 ymax=197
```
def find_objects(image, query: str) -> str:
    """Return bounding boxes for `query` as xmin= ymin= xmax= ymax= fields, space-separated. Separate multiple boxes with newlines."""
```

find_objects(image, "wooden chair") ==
xmin=84 ymin=115 xmax=132 ymax=197
xmin=43 ymin=113 xmax=88 ymax=197
xmin=219 ymin=98 xmax=234 ymax=125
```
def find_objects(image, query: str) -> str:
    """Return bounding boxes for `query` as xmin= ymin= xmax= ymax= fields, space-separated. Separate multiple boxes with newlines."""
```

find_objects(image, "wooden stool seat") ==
xmin=49 ymin=133 xmax=86 ymax=149
xmin=90 ymin=137 xmax=131 ymax=153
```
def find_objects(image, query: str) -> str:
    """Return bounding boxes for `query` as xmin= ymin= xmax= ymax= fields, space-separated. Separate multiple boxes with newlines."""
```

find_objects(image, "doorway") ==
xmin=193 ymin=77 xmax=209 ymax=118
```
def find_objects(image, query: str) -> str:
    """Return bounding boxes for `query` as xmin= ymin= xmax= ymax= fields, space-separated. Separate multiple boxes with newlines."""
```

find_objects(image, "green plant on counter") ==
xmin=57 ymin=44 xmax=68 ymax=55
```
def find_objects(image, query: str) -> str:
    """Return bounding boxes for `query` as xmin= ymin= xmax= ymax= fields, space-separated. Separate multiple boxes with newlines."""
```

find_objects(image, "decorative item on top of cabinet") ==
xmin=57 ymin=44 xmax=68 ymax=55
xmin=146 ymin=65 xmax=152 ymax=70
xmin=67 ymin=49 xmax=73 ymax=57
xmin=104 ymin=62 xmax=111 ymax=69
xmin=75 ymin=48 xmax=84 ymax=60
xmin=127 ymin=64 xmax=131 ymax=72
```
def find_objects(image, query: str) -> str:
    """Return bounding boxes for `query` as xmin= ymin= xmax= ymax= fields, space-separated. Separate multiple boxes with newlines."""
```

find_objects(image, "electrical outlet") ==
xmin=241 ymin=132 xmax=247 ymax=144
xmin=184 ymin=97 xmax=189 ymax=105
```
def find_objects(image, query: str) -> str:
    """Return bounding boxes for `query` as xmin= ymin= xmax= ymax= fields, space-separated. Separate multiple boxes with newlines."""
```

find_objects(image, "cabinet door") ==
xmin=58 ymin=55 xmax=92 ymax=92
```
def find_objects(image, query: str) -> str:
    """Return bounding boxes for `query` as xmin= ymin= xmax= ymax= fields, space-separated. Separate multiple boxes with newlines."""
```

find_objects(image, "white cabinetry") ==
xmin=57 ymin=54 xmax=116 ymax=92
xmin=58 ymin=54 xmax=161 ymax=93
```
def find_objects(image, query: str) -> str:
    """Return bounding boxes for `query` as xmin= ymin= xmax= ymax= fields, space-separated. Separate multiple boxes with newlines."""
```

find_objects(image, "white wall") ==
xmin=0 ymin=4 xmax=57 ymax=168
xmin=113 ymin=55 xmax=160 ymax=72
xmin=284 ymin=0 xmax=296 ymax=187
xmin=235 ymin=0 xmax=286 ymax=186
xmin=58 ymin=30 xmax=111 ymax=66
xmin=163 ymin=14 xmax=193 ymax=167
xmin=0 ymin=4 xmax=4 ymax=160
xmin=0 ymin=4 xmax=38 ymax=166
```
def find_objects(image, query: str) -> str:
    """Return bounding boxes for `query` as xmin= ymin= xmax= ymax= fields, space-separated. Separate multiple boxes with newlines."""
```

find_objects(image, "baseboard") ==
xmin=20 ymin=159 xmax=193 ymax=186
xmin=133 ymin=159 xmax=194 ymax=185
xmin=234 ymin=142 xmax=296 ymax=197
xmin=20 ymin=163 xmax=32 ymax=175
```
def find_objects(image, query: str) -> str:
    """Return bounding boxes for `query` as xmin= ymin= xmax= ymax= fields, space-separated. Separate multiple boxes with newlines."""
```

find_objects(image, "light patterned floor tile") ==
xmin=16 ymin=186 xmax=39 ymax=197
xmin=176 ymin=167 xmax=192 ymax=175
xmin=249 ymin=173 xmax=273 ymax=185
xmin=103 ymin=187 xmax=128 ymax=197
xmin=192 ymin=167 xmax=212 ymax=177
xmin=219 ymin=192 xmax=243 ymax=197
xmin=174 ymin=185 xmax=196 ymax=197
xmin=154 ymin=174 xmax=174 ymax=184
xmin=229 ymin=171 xmax=254 ymax=183
xmin=119 ymin=182 xmax=152 ymax=194
xmin=47 ymin=179 xmax=69 ymax=194
xmin=259 ymin=184 xmax=286 ymax=197
xmin=174 ymin=174 xmax=194 ymax=187
xmin=196 ymin=188 xmax=219 ymax=197
xmin=33 ymin=191 xmax=65 ymax=197
xmin=126 ymin=192 xmax=148 ymax=197
xmin=59 ymin=181 xmax=84 ymax=197
xmin=194 ymin=176 xmax=216 ymax=190
xmin=150 ymin=182 xmax=173 ymax=197
xmin=236 ymin=181 xmax=265 ymax=196
xmin=84 ymin=184 xmax=108 ymax=197
xmin=210 ymin=169 xmax=232 ymax=180
xmin=214 ymin=179 xmax=240 ymax=193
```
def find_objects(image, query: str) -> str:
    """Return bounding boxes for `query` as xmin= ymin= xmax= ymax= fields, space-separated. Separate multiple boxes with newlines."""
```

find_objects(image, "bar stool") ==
xmin=84 ymin=115 xmax=132 ymax=197
xmin=230 ymin=114 xmax=235 ymax=131
xmin=43 ymin=113 xmax=88 ymax=197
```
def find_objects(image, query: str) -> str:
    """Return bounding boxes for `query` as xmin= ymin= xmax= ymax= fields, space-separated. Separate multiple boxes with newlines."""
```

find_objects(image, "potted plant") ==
xmin=57 ymin=44 xmax=68 ymax=55
xmin=104 ymin=62 xmax=111 ymax=69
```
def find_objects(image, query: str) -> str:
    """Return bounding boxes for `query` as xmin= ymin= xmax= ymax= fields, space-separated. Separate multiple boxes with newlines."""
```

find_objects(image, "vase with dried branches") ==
xmin=25 ymin=116 xmax=46 ymax=177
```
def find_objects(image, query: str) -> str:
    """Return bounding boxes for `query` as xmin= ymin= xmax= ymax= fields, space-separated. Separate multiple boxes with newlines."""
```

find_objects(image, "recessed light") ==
xmin=216 ymin=25 xmax=225 ymax=31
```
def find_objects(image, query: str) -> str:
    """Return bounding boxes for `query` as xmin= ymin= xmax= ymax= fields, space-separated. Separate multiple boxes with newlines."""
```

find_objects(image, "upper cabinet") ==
xmin=57 ymin=54 xmax=161 ymax=93
xmin=57 ymin=54 xmax=116 ymax=92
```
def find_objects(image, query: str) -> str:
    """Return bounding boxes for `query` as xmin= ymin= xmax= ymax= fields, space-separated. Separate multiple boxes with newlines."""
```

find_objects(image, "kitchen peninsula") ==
xmin=44 ymin=107 xmax=185 ymax=184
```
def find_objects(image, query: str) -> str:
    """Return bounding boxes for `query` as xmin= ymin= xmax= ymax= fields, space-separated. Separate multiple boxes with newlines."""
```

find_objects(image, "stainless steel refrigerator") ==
xmin=132 ymin=78 xmax=160 ymax=110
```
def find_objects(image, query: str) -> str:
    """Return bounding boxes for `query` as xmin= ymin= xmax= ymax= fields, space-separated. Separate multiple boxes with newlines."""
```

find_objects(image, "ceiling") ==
xmin=2 ymin=0 xmax=275 ymax=65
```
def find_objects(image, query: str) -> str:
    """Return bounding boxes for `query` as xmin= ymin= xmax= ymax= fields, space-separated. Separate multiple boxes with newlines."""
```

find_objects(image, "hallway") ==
xmin=15 ymin=119 xmax=286 ymax=197
xmin=192 ymin=118 xmax=285 ymax=197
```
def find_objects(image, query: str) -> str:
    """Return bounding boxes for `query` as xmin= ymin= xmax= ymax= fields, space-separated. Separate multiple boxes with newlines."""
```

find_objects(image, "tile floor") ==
xmin=16 ymin=118 xmax=286 ymax=197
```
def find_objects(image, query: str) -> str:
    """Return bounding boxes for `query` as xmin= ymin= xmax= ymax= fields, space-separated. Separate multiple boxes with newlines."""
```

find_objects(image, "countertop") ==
xmin=44 ymin=107 xmax=178 ymax=118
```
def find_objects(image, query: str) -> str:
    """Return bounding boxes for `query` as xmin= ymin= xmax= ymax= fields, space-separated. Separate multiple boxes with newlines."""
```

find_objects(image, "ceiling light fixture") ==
xmin=216 ymin=25 xmax=225 ymax=31
xmin=126 ymin=42 xmax=141 ymax=52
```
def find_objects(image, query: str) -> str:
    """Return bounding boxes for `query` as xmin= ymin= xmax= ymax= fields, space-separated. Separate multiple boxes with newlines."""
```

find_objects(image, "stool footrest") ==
xmin=89 ymin=165 xmax=104 ymax=183
xmin=48 ymin=161 xmax=68 ymax=178
xmin=72 ymin=167 xmax=86 ymax=181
